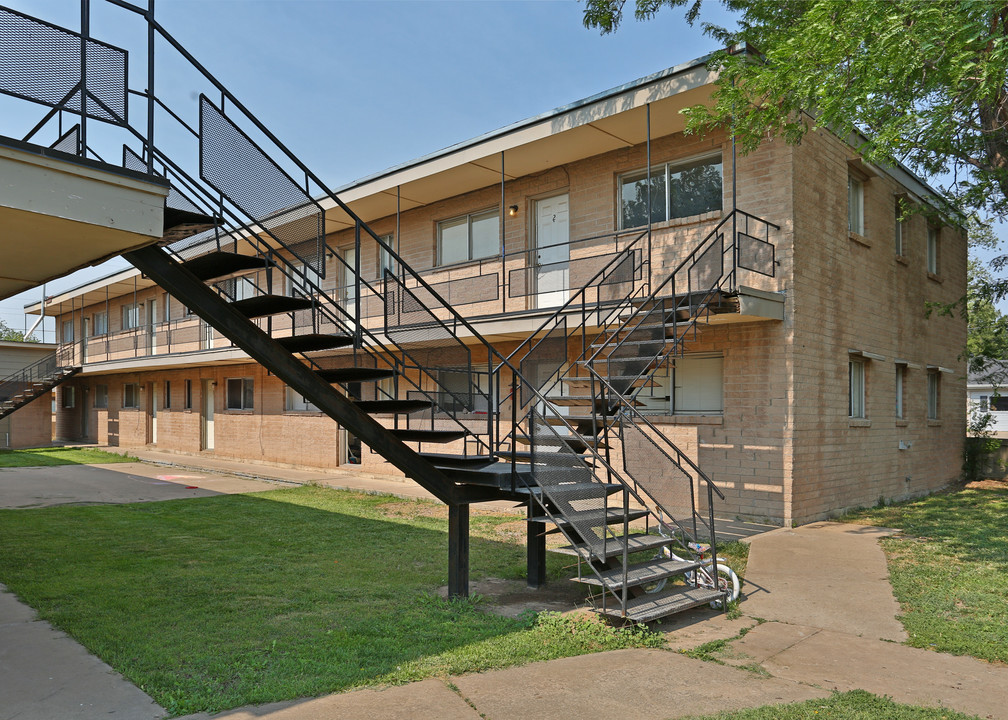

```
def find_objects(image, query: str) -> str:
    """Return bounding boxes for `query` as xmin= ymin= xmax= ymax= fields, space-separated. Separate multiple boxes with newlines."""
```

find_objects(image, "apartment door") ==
xmin=79 ymin=385 xmax=89 ymax=439
xmin=149 ymin=383 xmax=158 ymax=444
xmin=146 ymin=298 xmax=158 ymax=354
xmin=201 ymin=380 xmax=215 ymax=450
xmin=534 ymin=194 xmax=570 ymax=308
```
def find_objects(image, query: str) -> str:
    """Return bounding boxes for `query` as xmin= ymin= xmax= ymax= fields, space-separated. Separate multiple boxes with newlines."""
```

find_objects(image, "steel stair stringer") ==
xmin=123 ymin=244 xmax=463 ymax=506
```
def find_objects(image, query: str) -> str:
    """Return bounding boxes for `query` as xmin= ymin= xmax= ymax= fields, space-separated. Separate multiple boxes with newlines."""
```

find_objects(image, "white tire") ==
xmin=689 ymin=561 xmax=740 ymax=608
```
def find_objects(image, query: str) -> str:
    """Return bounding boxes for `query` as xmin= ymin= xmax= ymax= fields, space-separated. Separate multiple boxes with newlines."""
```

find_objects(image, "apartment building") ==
xmin=32 ymin=56 xmax=966 ymax=525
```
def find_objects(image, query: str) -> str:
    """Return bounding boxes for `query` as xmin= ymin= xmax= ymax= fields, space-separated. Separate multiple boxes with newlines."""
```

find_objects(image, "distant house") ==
xmin=0 ymin=340 xmax=56 ymax=448
xmin=968 ymin=361 xmax=1008 ymax=438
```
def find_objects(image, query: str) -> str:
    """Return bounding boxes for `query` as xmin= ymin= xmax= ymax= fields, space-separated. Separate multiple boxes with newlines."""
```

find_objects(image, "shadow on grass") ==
xmin=0 ymin=487 xmax=579 ymax=715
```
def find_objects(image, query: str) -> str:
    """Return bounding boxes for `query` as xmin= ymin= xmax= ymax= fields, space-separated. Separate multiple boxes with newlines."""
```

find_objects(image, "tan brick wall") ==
xmin=1 ymin=392 xmax=52 ymax=448
xmin=789 ymin=128 xmax=967 ymax=524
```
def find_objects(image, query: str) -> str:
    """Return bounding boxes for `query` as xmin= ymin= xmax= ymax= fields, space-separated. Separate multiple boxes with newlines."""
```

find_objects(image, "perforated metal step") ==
xmin=595 ymin=585 xmax=725 ymax=623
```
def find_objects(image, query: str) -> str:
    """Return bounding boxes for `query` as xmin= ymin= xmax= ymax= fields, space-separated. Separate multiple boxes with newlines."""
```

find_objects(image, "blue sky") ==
xmin=1 ymin=0 xmax=1004 ymax=336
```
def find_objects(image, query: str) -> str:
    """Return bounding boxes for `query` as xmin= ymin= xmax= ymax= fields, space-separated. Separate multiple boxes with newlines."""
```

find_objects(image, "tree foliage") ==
xmin=583 ymin=0 xmax=1008 ymax=302
xmin=0 ymin=319 xmax=37 ymax=343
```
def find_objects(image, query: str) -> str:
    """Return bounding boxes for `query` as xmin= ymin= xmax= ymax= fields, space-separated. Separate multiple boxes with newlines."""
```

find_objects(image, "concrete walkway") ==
xmin=3 ymin=455 xmax=1007 ymax=719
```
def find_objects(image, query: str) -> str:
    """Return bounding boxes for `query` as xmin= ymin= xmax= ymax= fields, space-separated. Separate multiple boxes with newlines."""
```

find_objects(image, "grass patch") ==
xmin=680 ymin=689 xmax=982 ymax=719
xmin=0 ymin=446 xmax=134 ymax=468
xmin=841 ymin=486 xmax=1008 ymax=663
xmin=0 ymin=485 xmax=662 ymax=716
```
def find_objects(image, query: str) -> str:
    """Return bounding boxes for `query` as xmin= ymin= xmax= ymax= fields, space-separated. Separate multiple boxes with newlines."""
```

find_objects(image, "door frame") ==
xmin=531 ymin=192 xmax=570 ymax=308
xmin=200 ymin=379 xmax=215 ymax=451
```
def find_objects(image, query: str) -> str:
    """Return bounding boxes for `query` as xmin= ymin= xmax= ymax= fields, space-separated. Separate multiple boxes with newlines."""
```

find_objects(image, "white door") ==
xmin=201 ymin=380 xmax=215 ymax=450
xmin=150 ymin=384 xmax=158 ymax=444
xmin=534 ymin=194 xmax=570 ymax=308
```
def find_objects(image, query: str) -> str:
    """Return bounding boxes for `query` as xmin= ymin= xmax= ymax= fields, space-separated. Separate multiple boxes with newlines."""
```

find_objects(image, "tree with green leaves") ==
xmin=0 ymin=319 xmax=37 ymax=343
xmin=583 ymin=0 xmax=1008 ymax=304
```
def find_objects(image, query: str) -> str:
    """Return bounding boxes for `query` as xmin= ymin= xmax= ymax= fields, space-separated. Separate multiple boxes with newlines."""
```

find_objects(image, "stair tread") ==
xmin=354 ymin=399 xmax=431 ymax=414
xmin=529 ymin=507 xmax=648 ymax=526
xmin=553 ymin=532 xmax=671 ymax=559
xmin=389 ymin=428 xmax=466 ymax=443
xmin=316 ymin=367 xmax=395 ymax=383
xmin=275 ymin=333 xmax=354 ymax=353
xmin=595 ymin=585 xmax=726 ymax=623
xmin=231 ymin=295 xmax=313 ymax=318
xmin=417 ymin=453 xmax=496 ymax=467
xmin=576 ymin=556 xmax=702 ymax=589
xmin=181 ymin=251 xmax=264 ymax=281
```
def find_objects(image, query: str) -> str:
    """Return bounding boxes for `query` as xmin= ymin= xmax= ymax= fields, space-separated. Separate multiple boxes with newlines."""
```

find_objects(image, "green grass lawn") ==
xmin=0 ymin=446 xmax=134 ymax=467
xmin=842 ymin=482 xmax=1008 ymax=663
xmin=681 ymin=690 xmax=982 ymax=720
xmin=0 ymin=485 xmax=664 ymax=716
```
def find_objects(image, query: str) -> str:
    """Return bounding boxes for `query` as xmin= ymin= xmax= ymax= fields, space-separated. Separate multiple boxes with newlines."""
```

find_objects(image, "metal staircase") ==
xmin=0 ymin=1 xmax=778 ymax=621
xmin=0 ymin=343 xmax=80 ymax=422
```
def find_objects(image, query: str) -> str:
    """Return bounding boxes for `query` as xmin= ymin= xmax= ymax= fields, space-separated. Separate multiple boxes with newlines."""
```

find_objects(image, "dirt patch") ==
xmin=965 ymin=478 xmax=1008 ymax=491
xmin=437 ymin=577 xmax=587 ymax=619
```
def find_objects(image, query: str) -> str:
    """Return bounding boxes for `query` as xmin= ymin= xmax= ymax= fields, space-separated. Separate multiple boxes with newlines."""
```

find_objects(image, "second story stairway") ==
xmin=0 ymin=343 xmax=80 ymax=422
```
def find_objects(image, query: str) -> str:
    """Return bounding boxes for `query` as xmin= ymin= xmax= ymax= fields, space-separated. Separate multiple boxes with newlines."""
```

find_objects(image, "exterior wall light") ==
xmin=508 ymin=205 xmax=519 ymax=217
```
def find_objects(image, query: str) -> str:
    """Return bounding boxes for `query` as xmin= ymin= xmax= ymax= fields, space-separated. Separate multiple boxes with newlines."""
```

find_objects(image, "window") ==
xmin=122 ymin=303 xmax=141 ymax=330
xmin=285 ymin=386 xmax=319 ymax=412
xmin=672 ymin=355 xmax=724 ymax=414
xmin=378 ymin=234 xmax=396 ymax=278
xmin=992 ymin=394 xmax=1008 ymax=412
xmin=61 ymin=386 xmax=75 ymax=409
xmin=61 ymin=319 xmax=73 ymax=343
xmin=226 ymin=378 xmax=254 ymax=410
xmin=894 ymin=200 xmax=907 ymax=256
xmin=620 ymin=155 xmax=723 ymax=229
xmin=927 ymin=225 xmax=939 ymax=274
xmin=437 ymin=369 xmax=491 ymax=413
xmin=895 ymin=366 xmax=905 ymax=419
xmin=92 ymin=312 xmax=108 ymax=336
xmin=94 ymin=384 xmax=108 ymax=409
xmin=162 ymin=293 xmax=170 ymax=322
xmin=123 ymin=383 xmax=140 ymax=409
xmin=849 ymin=358 xmax=866 ymax=418
xmin=184 ymin=380 xmax=193 ymax=410
xmin=927 ymin=371 xmax=939 ymax=419
xmin=164 ymin=381 xmax=171 ymax=409
xmin=848 ymin=175 xmax=864 ymax=234
xmin=437 ymin=209 xmax=499 ymax=265
xmin=223 ymin=276 xmax=256 ymax=301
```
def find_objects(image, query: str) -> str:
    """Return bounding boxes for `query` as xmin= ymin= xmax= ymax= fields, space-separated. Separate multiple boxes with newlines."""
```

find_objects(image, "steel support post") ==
xmin=448 ymin=503 xmax=470 ymax=598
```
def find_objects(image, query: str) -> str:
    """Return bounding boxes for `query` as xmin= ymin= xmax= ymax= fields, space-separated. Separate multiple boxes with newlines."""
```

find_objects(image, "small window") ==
xmin=927 ymin=225 xmax=939 ymax=274
xmin=164 ymin=381 xmax=171 ymax=410
xmin=895 ymin=366 xmax=905 ymax=419
xmin=285 ymin=386 xmax=319 ymax=412
xmin=122 ymin=304 xmax=141 ymax=330
xmin=61 ymin=319 xmax=74 ymax=343
xmin=94 ymin=384 xmax=108 ymax=409
xmin=673 ymin=355 xmax=724 ymax=414
xmin=978 ymin=394 xmax=989 ymax=412
xmin=184 ymin=379 xmax=193 ymax=410
xmin=992 ymin=395 xmax=1008 ymax=412
xmin=123 ymin=383 xmax=140 ymax=409
xmin=849 ymin=358 xmax=866 ymax=418
xmin=286 ymin=263 xmax=322 ymax=297
xmin=437 ymin=209 xmax=499 ymax=266
xmin=927 ymin=371 xmax=940 ymax=419
xmin=61 ymin=386 xmax=75 ymax=409
xmin=162 ymin=293 xmax=170 ymax=323
xmin=92 ymin=312 xmax=108 ymax=336
xmin=848 ymin=175 xmax=864 ymax=234
xmin=226 ymin=378 xmax=254 ymax=410
xmin=894 ymin=201 xmax=907 ymax=256
xmin=620 ymin=155 xmax=723 ymax=229
xmin=378 ymin=234 xmax=396 ymax=278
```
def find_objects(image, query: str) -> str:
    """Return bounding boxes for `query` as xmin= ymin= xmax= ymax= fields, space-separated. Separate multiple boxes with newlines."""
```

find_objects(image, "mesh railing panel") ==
xmin=737 ymin=232 xmax=776 ymax=276
xmin=199 ymin=95 xmax=323 ymax=277
xmin=530 ymin=407 xmax=609 ymax=558
xmin=603 ymin=300 xmax=665 ymax=396
xmin=0 ymin=7 xmax=127 ymax=123
xmin=123 ymin=145 xmax=204 ymax=214
xmin=507 ymin=250 xmax=641 ymax=301
xmin=687 ymin=232 xmax=724 ymax=297
xmin=50 ymin=124 xmax=79 ymax=154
